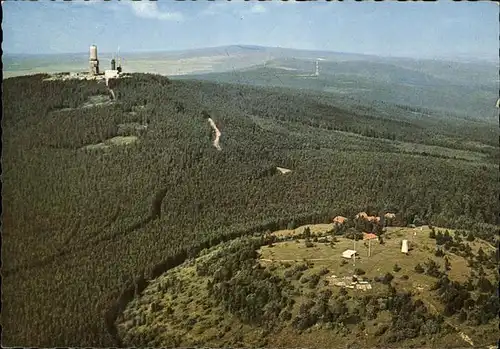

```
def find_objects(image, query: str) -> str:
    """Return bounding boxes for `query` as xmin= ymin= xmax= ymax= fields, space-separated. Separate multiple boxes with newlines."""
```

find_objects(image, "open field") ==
xmin=261 ymin=225 xmax=495 ymax=285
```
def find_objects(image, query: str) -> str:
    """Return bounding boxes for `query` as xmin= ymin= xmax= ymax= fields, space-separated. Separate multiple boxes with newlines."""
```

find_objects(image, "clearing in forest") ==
xmin=276 ymin=167 xmax=292 ymax=174
xmin=82 ymin=136 xmax=138 ymax=151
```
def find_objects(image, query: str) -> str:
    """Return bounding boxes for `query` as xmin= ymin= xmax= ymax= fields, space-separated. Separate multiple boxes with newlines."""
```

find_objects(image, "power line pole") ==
xmin=353 ymin=238 xmax=356 ymax=267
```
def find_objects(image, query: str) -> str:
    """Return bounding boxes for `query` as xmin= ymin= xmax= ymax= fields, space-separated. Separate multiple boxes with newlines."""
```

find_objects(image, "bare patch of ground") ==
xmin=273 ymin=66 xmax=298 ymax=71
xmin=271 ymin=223 xmax=334 ymax=238
xmin=276 ymin=167 xmax=292 ymax=174
xmin=117 ymin=123 xmax=148 ymax=136
xmin=81 ymin=136 xmax=138 ymax=151
xmin=81 ymin=95 xmax=113 ymax=109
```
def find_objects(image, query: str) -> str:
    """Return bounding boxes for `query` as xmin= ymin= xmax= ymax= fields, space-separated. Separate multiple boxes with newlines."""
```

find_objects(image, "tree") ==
xmin=425 ymin=259 xmax=441 ymax=278
xmin=429 ymin=229 xmax=436 ymax=239
xmin=303 ymin=227 xmax=311 ymax=238
xmin=308 ymin=274 xmax=321 ymax=289
xmin=379 ymin=236 xmax=384 ymax=245
xmin=414 ymin=263 xmax=424 ymax=274
xmin=382 ymin=272 xmax=394 ymax=284
xmin=436 ymin=231 xmax=445 ymax=245
xmin=476 ymin=247 xmax=486 ymax=262
xmin=477 ymin=277 xmax=494 ymax=293
xmin=413 ymin=215 xmax=424 ymax=227
xmin=443 ymin=230 xmax=452 ymax=243
xmin=466 ymin=232 xmax=475 ymax=242
xmin=354 ymin=268 xmax=366 ymax=275
xmin=373 ymin=221 xmax=384 ymax=235
xmin=444 ymin=257 xmax=451 ymax=271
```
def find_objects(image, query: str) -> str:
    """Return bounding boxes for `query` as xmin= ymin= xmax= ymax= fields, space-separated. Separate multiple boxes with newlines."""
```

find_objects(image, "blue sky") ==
xmin=2 ymin=0 xmax=498 ymax=61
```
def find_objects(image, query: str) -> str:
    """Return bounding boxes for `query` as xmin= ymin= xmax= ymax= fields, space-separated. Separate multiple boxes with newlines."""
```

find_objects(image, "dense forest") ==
xmin=2 ymin=73 xmax=498 ymax=346
xmin=184 ymin=58 xmax=499 ymax=125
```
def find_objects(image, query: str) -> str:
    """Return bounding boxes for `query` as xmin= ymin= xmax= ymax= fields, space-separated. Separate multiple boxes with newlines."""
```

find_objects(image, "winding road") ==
xmin=208 ymin=118 xmax=222 ymax=151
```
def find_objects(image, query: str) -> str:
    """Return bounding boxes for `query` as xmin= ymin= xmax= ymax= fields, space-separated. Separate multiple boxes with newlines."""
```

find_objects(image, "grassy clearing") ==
xmin=395 ymin=142 xmax=488 ymax=162
xmin=81 ymin=95 xmax=113 ymax=108
xmin=262 ymin=225 xmax=492 ymax=285
xmin=271 ymin=223 xmax=335 ymax=238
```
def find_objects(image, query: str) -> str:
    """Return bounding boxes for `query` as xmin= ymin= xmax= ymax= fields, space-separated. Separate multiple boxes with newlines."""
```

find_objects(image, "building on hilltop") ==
xmin=401 ymin=239 xmax=409 ymax=254
xmin=342 ymin=249 xmax=358 ymax=259
xmin=89 ymin=45 xmax=99 ymax=76
xmin=363 ymin=232 xmax=377 ymax=240
xmin=333 ymin=216 xmax=348 ymax=225
xmin=104 ymin=69 xmax=119 ymax=87
xmin=355 ymin=212 xmax=381 ymax=223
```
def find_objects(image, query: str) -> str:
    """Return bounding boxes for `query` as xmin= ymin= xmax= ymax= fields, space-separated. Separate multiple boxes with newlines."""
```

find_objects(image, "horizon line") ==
xmin=3 ymin=44 xmax=497 ymax=64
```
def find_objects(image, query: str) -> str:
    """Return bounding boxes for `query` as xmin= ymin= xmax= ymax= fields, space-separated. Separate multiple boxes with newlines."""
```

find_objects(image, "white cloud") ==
xmin=250 ymin=4 xmax=267 ymax=14
xmin=126 ymin=1 xmax=184 ymax=22
xmin=275 ymin=0 xmax=299 ymax=6
xmin=200 ymin=1 xmax=268 ymax=17
xmin=201 ymin=2 xmax=226 ymax=17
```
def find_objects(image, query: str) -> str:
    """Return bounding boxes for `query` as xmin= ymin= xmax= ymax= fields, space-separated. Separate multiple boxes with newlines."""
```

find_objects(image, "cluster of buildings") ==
xmin=328 ymin=275 xmax=372 ymax=291
xmin=333 ymin=212 xmax=409 ymax=261
xmin=88 ymin=44 xmax=123 ymax=86
xmin=332 ymin=212 xmax=397 ymax=226
xmin=44 ymin=44 xmax=125 ymax=85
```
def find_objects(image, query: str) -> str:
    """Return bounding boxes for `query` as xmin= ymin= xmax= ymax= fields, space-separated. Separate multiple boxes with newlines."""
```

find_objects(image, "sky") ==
xmin=2 ymin=0 xmax=499 ymax=61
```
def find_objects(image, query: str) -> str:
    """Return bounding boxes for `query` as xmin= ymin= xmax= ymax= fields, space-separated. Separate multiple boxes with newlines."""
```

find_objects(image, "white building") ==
xmin=342 ymin=249 xmax=358 ymax=259
xmin=401 ymin=240 xmax=409 ymax=253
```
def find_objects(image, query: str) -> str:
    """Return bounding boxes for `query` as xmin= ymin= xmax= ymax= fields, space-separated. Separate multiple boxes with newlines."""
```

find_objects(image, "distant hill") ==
xmin=180 ymin=56 xmax=497 ymax=122
xmin=5 ymin=45 xmax=496 ymax=122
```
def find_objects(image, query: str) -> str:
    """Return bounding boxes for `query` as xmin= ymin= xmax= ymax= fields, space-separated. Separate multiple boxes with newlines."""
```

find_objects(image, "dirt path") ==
xmin=260 ymin=258 xmax=337 ymax=262
xmin=208 ymin=118 xmax=222 ymax=151
xmin=427 ymin=302 xmax=474 ymax=347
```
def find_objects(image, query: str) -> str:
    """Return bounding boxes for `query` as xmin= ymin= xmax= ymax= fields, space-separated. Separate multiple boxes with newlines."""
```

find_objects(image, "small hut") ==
xmin=342 ymin=249 xmax=358 ymax=259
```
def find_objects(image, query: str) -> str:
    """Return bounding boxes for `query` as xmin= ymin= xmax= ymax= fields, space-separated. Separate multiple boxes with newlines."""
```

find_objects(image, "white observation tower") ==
xmin=89 ymin=45 xmax=100 ymax=76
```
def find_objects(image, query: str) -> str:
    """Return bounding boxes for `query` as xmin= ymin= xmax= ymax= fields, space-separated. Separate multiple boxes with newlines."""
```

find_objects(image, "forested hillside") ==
xmin=2 ymin=73 xmax=498 ymax=347
xmin=183 ymin=58 xmax=498 ymax=124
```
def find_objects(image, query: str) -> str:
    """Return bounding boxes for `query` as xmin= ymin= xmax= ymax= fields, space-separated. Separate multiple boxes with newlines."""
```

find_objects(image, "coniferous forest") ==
xmin=2 ymin=73 xmax=498 ymax=346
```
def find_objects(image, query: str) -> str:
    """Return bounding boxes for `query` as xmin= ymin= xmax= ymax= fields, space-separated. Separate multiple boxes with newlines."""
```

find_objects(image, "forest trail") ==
xmin=260 ymin=258 xmax=337 ymax=262
xmin=458 ymin=332 xmax=474 ymax=347
xmin=208 ymin=118 xmax=222 ymax=151
xmin=428 ymin=302 xmax=474 ymax=347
